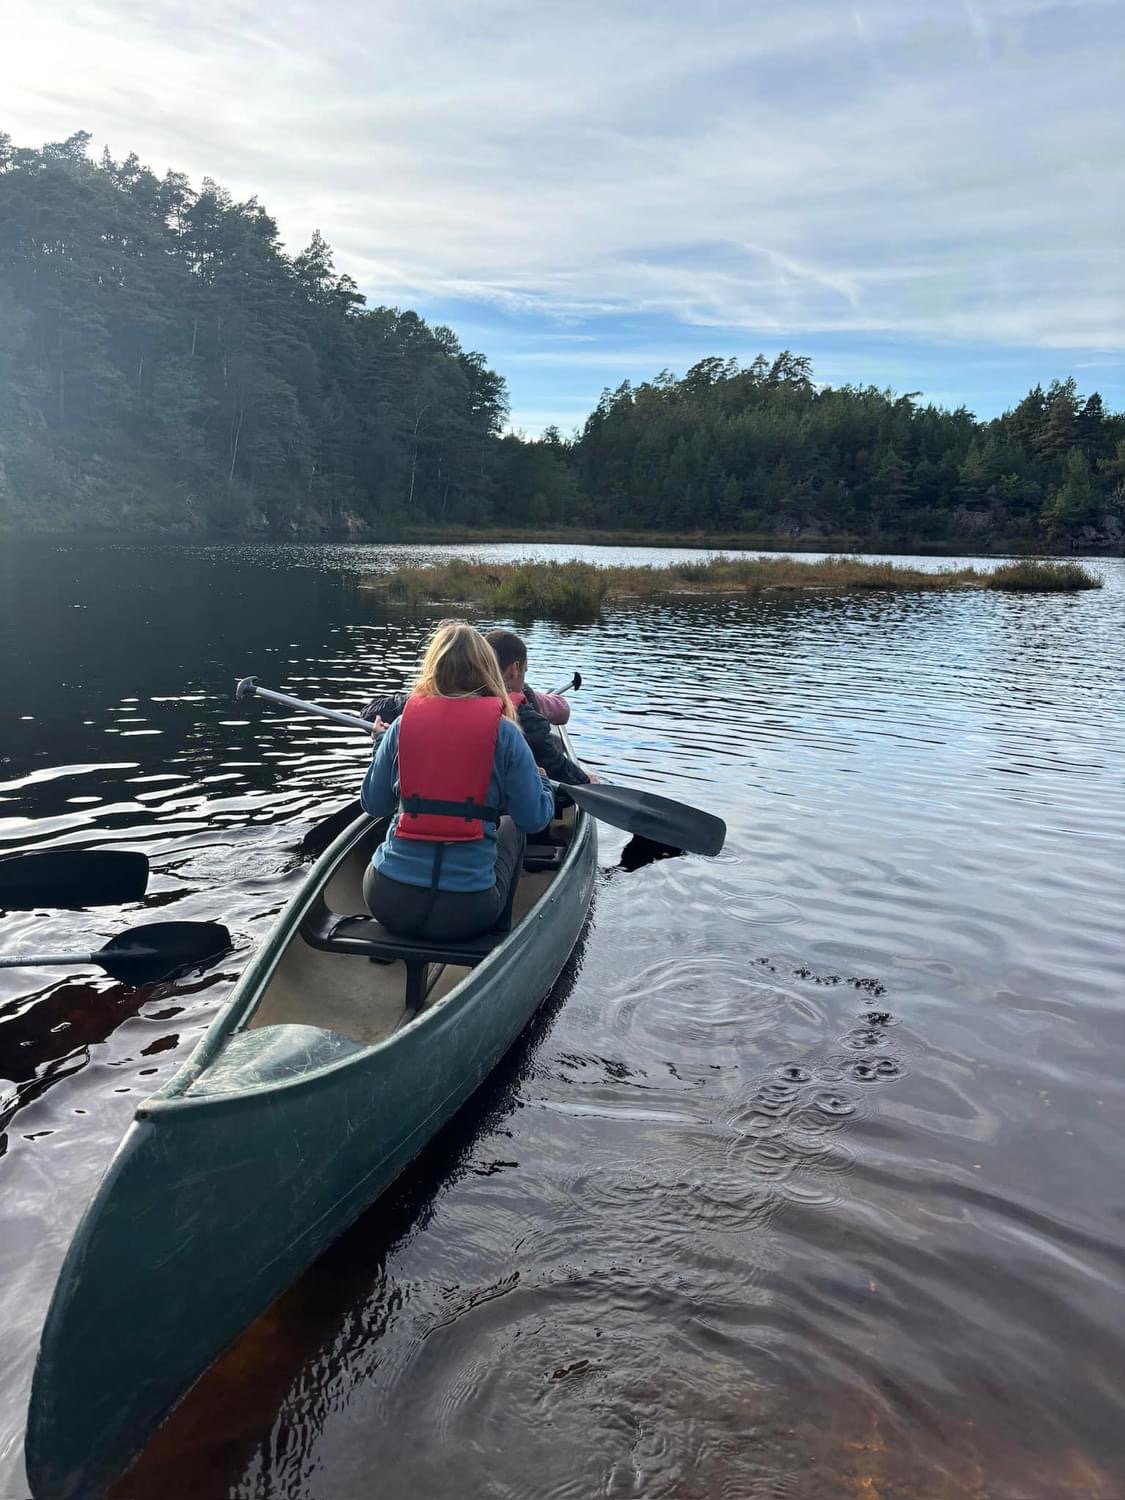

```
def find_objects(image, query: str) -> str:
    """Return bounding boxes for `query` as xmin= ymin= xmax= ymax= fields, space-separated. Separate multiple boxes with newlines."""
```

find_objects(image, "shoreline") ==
xmin=2 ymin=525 xmax=1119 ymax=559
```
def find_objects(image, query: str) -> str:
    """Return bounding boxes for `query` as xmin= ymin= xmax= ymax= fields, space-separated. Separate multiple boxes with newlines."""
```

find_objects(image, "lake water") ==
xmin=1 ymin=538 xmax=1123 ymax=1499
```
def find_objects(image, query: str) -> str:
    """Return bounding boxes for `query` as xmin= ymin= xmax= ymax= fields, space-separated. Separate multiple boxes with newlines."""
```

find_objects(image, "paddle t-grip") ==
xmin=236 ymin=676 xmax=259 ymax=701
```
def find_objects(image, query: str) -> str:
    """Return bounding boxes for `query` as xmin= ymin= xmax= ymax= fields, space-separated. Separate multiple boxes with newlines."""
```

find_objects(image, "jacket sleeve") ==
xmin=527 ymin=686 xmax=570 ymax=725
xmin=360 ymin=718 xmax=400 ymax=817
xmin=518 ymin=702 xmax=590 ymax=786
xmin=498 ymin=720 xmax=557 ymax=833
xmin=360 ymin=690 xmax=408 ymax=724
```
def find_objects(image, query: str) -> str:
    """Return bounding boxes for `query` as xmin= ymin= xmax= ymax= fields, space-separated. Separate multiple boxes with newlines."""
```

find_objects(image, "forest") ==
xmin=1 ymin=132 xmax=1123 ymax=549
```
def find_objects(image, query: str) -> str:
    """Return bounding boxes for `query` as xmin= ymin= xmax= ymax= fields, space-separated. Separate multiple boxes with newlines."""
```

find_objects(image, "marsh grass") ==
xmin=608 ymin=556 xmax=981 ymax=593
xmin=375 ymin=560 xmax=609 ymax=619
xmin=985 ymin=560 xmax=1103 ymax=591
xmin=367 ymin=553 xmax=1101 ymax=618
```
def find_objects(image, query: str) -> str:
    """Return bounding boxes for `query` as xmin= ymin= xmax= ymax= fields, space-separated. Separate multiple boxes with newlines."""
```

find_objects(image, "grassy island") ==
xmin=364 ymin=555 xmax=1102 ymax=619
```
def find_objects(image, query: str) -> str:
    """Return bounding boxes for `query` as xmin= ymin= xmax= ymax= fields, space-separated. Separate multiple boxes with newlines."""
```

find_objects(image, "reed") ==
xmin=374 ymin=559 xmax=609 ymax=619
xmin=985 ymin=560 xmax=1103 ymax=591
xmin=612 ymin=555 xmax=981 ymax=593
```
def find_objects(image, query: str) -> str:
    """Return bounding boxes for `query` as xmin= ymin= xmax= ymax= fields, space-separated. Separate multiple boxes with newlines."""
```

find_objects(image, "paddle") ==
xmin=561 ymin=781 xmax=724 ymax=857
xmin=0 ymin=848 xmax=149 ymax=911
xmin=239 ymin=671 xmax=581 ymax=733
xmin=0 ymin=921 xmax=232 ymax=986
xmin=236 ymin=677 xmax=375 ymax=732
xmin=300 ymin=798 xmax=369 ymax=859
xmin=240 ymin=676 xmax=726 ymax=858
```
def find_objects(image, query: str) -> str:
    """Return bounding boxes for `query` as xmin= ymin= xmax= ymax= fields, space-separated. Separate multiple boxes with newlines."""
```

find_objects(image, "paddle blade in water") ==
xmin=300 ymin=800 xmax=366 ymax=860
xmin=98 ymin=922 xmax=232 ymax=985
xmin=566 ymin=782 xmax=726 ymax=857
xmin=0 ymin=849 xmax=149 ymax=911
xmin=619 ymin=834 xmax=684 ymax=872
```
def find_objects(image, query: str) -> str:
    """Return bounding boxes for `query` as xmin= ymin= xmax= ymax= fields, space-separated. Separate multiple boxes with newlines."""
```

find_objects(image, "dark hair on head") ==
xmin=485 ymin=629 xmax=527 ymax=671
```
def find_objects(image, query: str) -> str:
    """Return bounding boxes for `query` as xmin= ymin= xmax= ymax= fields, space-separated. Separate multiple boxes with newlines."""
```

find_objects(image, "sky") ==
xmin=3 ymin=0 xmax=1123 ymax=434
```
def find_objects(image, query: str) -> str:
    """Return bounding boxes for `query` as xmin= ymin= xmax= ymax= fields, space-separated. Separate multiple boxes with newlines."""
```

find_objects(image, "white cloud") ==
xmin=3 ymin=0 xmax=1123 ymax=356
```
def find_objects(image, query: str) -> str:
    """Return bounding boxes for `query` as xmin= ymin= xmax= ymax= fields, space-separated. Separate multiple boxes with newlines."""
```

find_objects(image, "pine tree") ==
xmin=1075 ymin=392 xmax=1109 ymax=462
xmin=1035 ymin=378 xmax=1079 ymax=463
xmin=1041 ymin=449 xmax=1097 ymax=541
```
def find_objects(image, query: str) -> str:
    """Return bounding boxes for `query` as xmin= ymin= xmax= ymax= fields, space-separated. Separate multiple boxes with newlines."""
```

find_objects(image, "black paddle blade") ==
xmin=619 ymin=834 xmax=684 ymax=871
xmin=0 ymin=849 xmax=149 ymax=911
xmin=98 ymin=922 xmax=232 ymax=985
xmin=567 ymin=781 xmax=726 ymax=857
xmin=300 ymin=799 xmax=365 ymax=860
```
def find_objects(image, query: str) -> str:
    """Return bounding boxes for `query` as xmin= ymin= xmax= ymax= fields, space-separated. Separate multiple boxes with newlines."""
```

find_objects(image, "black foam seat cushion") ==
xmin=300 ymin=897 xmax=504 ymax=970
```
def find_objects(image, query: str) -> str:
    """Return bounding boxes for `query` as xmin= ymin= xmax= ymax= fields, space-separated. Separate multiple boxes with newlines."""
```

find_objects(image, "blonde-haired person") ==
xmin=360 ymin=621 xmax=555 ymax=942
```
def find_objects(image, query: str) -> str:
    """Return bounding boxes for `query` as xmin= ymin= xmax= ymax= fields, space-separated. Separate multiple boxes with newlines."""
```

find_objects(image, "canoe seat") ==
xmin=299 ymin=893 xmax=506 ymax=1021
xmin=523 ymin=843 xmax=565 ymax=873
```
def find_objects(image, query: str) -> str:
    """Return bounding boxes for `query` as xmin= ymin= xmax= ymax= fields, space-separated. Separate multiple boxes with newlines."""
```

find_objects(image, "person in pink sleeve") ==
xmin=484 ymin=630 xmax=598 ymax=786
xmin=529 ymin=684 xmax=570 ymax=726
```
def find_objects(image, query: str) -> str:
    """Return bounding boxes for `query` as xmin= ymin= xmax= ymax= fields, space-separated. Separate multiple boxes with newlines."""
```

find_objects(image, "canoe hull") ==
xmin=26 ymin=807 xmax=596 ymax=1500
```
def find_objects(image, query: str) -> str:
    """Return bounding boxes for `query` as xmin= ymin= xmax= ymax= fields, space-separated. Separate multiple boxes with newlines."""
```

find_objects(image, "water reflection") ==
xmin=616 ymin=834 xmax=683 ymax=872
xmin=1 ymin=538 xmax=1123 ymax=1498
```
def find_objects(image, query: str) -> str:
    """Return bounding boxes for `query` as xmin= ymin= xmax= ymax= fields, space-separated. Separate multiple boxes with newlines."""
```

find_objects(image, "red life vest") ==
xmin=509 ymin=690 xmax=526 ymax=709
xmin=394 ymin=694 xmax=502 ymax=844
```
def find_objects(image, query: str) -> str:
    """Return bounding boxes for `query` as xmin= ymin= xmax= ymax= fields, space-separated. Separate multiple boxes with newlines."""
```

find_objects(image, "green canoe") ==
xmin=25 ymin=761 xmax=597 ymax=1499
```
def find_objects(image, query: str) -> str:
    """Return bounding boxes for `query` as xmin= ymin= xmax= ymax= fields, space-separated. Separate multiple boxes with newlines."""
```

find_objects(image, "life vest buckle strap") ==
xmin=400 ymin=795 xmax=500 ymax=825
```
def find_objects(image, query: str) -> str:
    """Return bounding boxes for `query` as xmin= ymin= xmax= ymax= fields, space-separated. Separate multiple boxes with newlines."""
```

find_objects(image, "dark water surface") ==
xmin=1 ymin=539 xmax=1123 ymax=1499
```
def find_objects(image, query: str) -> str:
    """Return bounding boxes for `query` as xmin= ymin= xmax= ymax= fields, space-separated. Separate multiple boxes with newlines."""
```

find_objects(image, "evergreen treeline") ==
xmin=543 ymin=355 xmax=1125 ymax=547
xmin=0 ymin=132 xmax=507 ymax=532
xmin=2 ymin=133 xmax=1123 ymax=548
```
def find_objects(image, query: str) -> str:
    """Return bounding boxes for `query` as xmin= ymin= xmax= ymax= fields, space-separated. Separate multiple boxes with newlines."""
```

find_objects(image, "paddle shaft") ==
xmin=0 ymin=951 xmax=102 ymax=969
xmin=237 ymin=678 xmax=374 ymax=732
xmin=367 ymin=672 xmax=578 ymax=708
xmin=241 ymin=672 xmax=578 ymax=738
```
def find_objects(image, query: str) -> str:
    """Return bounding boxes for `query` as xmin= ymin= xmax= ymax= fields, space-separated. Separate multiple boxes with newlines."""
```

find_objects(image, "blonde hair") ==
xmin=412 ymin=620 xmax=518 ymax=722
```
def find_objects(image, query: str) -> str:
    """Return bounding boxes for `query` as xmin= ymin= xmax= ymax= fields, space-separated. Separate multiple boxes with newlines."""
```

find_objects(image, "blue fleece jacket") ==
xmin=361 ymin=714 xmax=556 ymax=891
